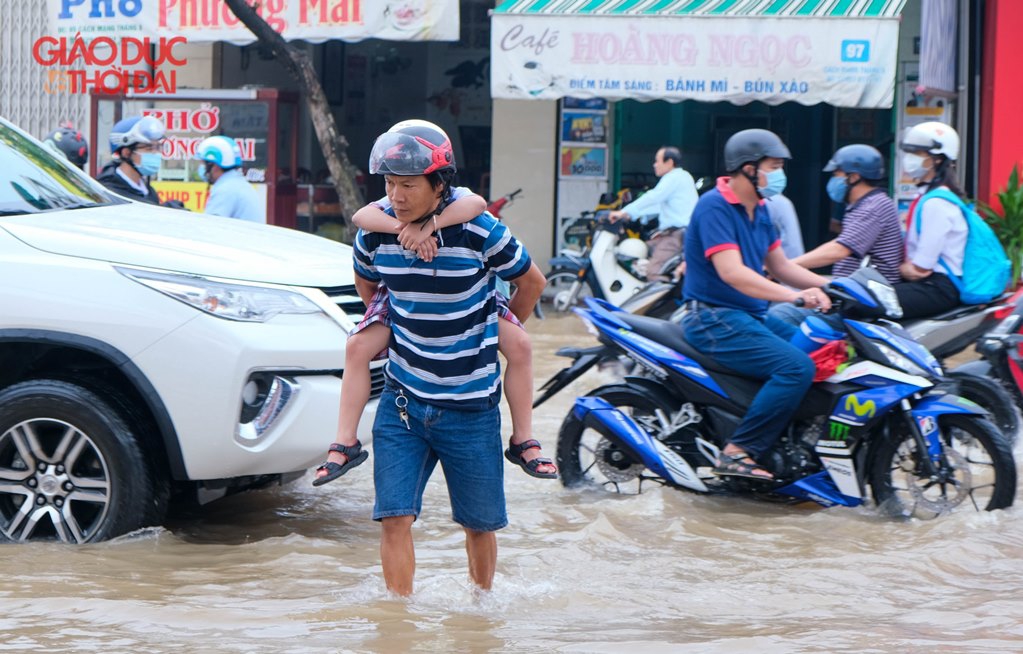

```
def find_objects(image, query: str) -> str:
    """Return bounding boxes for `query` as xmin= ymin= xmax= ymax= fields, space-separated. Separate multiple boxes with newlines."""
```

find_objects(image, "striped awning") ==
xmin=494 ymin=0 xmax=906 ymax=18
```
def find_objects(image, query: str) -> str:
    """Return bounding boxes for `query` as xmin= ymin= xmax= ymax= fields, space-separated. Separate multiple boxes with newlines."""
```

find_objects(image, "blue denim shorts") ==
xmin=371 ymin=385 xmax=507 ymax=532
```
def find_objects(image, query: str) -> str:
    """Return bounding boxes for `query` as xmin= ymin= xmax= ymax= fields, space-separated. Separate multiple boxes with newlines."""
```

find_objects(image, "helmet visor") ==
xmin=369 ymin=132 xmax=454 ymax=176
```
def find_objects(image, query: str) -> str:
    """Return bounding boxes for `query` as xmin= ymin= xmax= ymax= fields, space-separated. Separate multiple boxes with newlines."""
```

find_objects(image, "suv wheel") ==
xmin=0 ymin=380 xmax=154 ymax=543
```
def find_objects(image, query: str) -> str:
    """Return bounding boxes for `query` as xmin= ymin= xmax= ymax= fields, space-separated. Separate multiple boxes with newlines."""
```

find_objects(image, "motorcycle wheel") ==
xmin=541 ymin=271 xmax=590 ymax=313
xmin=947 ymin=371 xmax=1020 ymax=444
xmin=869 ymin=414 xmax=1016 ymax=519
xmin=556 ymin=384 xmax=678 ymax=494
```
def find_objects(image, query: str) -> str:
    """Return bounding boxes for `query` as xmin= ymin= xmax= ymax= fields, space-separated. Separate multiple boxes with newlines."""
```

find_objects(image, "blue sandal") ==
xmin=312 ymin=441 xmax=369 ymax=486
xmin=504 ymin=439 xmax=558 ymax=480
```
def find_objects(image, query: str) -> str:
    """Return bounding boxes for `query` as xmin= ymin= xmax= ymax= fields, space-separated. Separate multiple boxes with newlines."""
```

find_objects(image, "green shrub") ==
xmin=981 ymin=164 xmax=1023 ymax=287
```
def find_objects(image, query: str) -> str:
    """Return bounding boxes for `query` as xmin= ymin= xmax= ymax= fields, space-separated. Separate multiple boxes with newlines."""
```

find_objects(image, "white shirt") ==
xmin=620 ymin=167 xmax=699 ymax=230
xmin=906 ymin=190 xmax=967 ymax=276
xmin=765 ymin=194 xmax=804 ymax=258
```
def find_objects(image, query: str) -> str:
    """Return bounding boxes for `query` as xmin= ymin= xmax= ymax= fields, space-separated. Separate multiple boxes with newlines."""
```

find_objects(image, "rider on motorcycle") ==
xmin=896 ymin=121 xmax=968 ymax=319
xmin=767 ymin=144 xmax=903 ymax=330
xmin=680 ymin=129 xmax=831 ymax=481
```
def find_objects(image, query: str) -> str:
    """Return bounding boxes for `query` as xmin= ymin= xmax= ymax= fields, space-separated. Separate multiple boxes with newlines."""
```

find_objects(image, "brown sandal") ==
xmin=712 ymin=452 xmax=774 ymax=480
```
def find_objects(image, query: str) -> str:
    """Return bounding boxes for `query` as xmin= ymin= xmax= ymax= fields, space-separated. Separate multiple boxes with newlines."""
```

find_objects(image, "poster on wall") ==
xmin=560 ymin=145 xmax=607 ymax=178
xmin=561 ymin=111 xmax=607 ymax=144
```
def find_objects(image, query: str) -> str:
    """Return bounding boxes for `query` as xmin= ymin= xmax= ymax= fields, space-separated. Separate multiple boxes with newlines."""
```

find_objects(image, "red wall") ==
xmin=979 ymin=0 xmax=1023 ymax=208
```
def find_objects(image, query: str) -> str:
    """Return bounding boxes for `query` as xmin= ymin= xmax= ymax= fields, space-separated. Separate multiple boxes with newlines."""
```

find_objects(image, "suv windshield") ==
xmin=0 ymin=121 xmax=121 ymax=214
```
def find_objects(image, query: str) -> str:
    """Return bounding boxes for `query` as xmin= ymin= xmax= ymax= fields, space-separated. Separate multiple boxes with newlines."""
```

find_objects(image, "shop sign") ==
xmin=47 ymin=0 xmax=459 ymax=43
xmin=492 ymin=15 xmax=900 ymax=108
xmin=153 ymin=180 xmax=268 ymax=218
xmin=142 ymin=104 xmax=259 ymax=163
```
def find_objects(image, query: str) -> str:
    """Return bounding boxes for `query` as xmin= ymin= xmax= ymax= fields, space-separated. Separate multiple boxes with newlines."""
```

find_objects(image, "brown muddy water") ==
xmin=3 ymin=314 xmax=1023 ymax=653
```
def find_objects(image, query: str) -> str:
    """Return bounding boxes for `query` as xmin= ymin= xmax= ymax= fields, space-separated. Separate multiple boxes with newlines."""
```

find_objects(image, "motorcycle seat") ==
xmin=614 ymin=313 xmax=740 ymax=375
xmin=903 ymin=292 xmax=1012 ymax=325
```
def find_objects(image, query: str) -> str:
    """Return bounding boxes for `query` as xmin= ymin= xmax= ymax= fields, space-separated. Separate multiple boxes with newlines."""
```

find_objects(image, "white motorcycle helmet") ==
xmin=616 ymin=237 xmax=649 ymax=279
xmin=900 ymin=121 xmax=960 ymax=160
xmin=616 ymin=237 xmax=648 ymax=260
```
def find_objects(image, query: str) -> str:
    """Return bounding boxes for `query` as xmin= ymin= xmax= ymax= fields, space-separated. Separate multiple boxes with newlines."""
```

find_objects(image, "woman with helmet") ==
xmin=680 ymin=128 xmax=832 ymax=481
xmin=347 ymin=119 xmax=546 ymax=596
xmin=42 ymin=122 xmax=89 ymax=170
xmin=97 ymin=115 xmax=165 ymax=205
xmin=194 ymin=135 xmax=264 ymax=222
xmin=767 ymin=143 xmax=904 ymax=330
xmin=895 ymin=121 xmax=967 ymax=318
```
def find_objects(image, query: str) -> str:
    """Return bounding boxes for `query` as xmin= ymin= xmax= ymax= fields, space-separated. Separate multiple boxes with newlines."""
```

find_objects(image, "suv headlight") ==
xmin=118 ymin=267 xmax=323 ymax=322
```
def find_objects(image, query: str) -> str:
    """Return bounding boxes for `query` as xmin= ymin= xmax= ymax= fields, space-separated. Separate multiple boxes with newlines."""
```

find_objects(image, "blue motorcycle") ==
xmin=556 ymin=268 xmax=1017 ymax=518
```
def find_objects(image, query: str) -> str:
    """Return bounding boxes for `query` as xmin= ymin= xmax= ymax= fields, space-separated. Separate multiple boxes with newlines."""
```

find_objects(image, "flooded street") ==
xmin=4 ymin=314 xmax=1023 ymax=653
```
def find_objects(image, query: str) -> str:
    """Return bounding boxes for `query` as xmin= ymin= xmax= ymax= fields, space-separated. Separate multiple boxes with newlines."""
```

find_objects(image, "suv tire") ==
xmin=0 ymin=380 xmax=154 ymax=543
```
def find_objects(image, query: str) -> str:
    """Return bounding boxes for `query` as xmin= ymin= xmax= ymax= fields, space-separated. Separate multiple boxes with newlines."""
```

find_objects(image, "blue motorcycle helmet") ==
xmin=109 ymin=115 xmax=166 ymax=154
xmin=823 ymin=144 xmax=886 ymax=180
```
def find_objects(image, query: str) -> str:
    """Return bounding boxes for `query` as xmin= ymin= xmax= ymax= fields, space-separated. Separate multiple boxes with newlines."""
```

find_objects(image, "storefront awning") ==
xmin=492 ymin=0 xmax=907 ymax=108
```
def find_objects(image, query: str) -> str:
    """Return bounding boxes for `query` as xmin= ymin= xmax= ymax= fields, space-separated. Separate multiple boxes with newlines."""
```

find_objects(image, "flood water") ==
xmin=4 ymin=314 xmax=1023 ymax=653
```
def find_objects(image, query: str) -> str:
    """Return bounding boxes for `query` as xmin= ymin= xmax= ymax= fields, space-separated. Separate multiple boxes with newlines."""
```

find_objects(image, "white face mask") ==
xmin=902 ymin=152 xmax=930 ymax=180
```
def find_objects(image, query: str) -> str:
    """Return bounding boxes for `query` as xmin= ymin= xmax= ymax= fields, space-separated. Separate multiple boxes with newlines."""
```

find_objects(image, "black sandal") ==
xmin=504 ymin=438 xmax=558 ymax=480
xmin=312 ymin=441 xmax=369 ymax=487
xmin=712 ymin=451 xmax=774 ymax=480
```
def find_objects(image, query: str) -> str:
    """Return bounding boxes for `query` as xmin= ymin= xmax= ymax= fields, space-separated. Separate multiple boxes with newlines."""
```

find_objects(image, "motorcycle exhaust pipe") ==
xmin=572 ymin=396 xmax=707 ymax=491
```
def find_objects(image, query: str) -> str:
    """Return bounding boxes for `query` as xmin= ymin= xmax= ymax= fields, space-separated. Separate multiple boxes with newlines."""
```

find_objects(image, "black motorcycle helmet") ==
xmin=43 ymin=123 xmax=89 ymax=169
xmin=823 ymin=144 xmax=885 ymax=180
xmin=723 ymin=129 xmax=791 ymax=173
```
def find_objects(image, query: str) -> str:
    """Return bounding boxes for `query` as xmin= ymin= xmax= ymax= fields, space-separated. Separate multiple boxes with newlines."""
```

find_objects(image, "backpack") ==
xmin=913 ymin=188 xmax=1012 ymax=304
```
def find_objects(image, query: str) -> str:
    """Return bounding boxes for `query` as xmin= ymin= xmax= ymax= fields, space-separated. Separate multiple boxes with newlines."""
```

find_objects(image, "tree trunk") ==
xmin=222 ymin=0 xmax=364 ymax=241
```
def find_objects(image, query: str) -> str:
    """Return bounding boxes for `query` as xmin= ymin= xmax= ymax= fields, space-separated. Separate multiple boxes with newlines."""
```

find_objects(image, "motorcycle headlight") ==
xmin=866 ymin=279 xmax=903 ymax=319
xmin=875 ymin=342 xmax=929 ymax=377
xmin=118 ymin=267 xmax=323 ymax=322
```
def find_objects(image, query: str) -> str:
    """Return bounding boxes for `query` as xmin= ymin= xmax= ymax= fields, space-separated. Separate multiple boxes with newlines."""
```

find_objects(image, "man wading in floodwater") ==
xmin=352 ymin=120 xmax=546 ymax=595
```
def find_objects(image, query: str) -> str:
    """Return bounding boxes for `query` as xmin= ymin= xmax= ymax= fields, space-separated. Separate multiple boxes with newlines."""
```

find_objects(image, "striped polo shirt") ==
xmin=832 ymin=189 xmax=904 ymax=285
xmin=353 ymin=212 xmax=532 ymax=410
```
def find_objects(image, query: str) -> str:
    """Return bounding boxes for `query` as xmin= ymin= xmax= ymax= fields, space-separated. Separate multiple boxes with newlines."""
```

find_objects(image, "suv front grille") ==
xmin=319 ymin=284 xmax=385 ymax=400
xmin=317 ymin=284 xmax=366 ymax=322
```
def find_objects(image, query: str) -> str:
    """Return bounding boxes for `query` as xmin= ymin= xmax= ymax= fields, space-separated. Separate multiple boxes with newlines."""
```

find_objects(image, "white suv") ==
xmin=0 ymin=119 xmax=378 ymax=543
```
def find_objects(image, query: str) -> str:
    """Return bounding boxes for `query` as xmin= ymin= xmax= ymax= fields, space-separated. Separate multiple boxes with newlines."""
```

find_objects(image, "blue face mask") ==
xmin=136 ymin=152 xmax=162 ymax=177
xmin=826 ymin=176 xmax=849 ymax=204
xmin=758 ymin=167 xmax=787 ymax=198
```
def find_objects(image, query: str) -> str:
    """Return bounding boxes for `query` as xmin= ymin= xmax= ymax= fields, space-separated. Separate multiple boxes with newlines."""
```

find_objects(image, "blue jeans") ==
xmin=681 ymin=307 xmax=815 ymax=459
xmin=372 ymin=385 xmax=507 ymax=532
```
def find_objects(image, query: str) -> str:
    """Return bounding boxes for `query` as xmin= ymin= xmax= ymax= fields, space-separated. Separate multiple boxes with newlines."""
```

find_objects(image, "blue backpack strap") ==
xmin=912 ymin=188 xmax=965 ymax=288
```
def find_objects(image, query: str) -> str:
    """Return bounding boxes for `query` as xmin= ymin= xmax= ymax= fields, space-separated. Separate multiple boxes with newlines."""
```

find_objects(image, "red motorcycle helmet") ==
xmin=369 ymin=119 xmax=455 ymax=176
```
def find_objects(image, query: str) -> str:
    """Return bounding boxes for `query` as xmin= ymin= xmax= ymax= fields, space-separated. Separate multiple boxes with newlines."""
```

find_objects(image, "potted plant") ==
xmin=981 ymin=164 xmax=1023 ymax=287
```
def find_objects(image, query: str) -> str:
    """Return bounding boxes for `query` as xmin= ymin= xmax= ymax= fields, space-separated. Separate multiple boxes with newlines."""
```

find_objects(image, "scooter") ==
xmin=955 ymin=287 xmax=1023 ymax=410
xmin=540 ymin=212 xmax=650 ymax=313
xmin=486 ymin=188 xmax=521 ymax=220
xmin=553 ymin=268 xmax=1016 ymax=518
